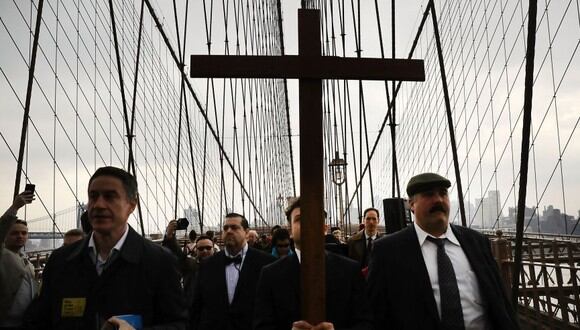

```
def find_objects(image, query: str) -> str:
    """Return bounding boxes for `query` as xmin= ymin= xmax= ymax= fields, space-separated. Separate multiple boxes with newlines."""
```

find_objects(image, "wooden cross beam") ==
xmin=190 ymin=9 xmax=424 ymax=325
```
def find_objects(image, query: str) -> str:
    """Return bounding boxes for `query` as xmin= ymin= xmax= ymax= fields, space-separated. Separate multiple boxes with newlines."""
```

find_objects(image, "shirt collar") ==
xmin=294 ymin=248 xmax=301 ymax=263
xmin=225 ymin=242 xmax=248 ymax=259
xmin=88 ymin=224 xmax=129 ymax=258
xmin=414 ymin=221 xmax=460 ymax=247
xmin=294 ymin=247 xmax=302 ymax=263
xmin=292 ymin=248 xmax=329 ymax=264
xmin=364 ymin=231 xmax=378 ymax=240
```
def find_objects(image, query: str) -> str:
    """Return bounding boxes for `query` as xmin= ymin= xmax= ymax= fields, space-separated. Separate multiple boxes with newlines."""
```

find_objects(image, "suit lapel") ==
xmin=290 ymin=255 xmax=301 ymax=313
xmin=216 ymin=252 xmax=230 ymax=308
xmin=231 ymin=248 xmax=252 ymax=306
xmin=357 ymin=233 xmax=366 ymax=258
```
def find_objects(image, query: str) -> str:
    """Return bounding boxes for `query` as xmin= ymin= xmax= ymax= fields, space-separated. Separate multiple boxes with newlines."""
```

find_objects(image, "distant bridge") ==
xmin=27 ymin=232 xmax=64 ymax=240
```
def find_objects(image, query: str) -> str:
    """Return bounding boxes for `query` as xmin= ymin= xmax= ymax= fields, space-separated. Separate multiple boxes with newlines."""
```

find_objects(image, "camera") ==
xmin=176 ymin=218 xmax=189 ymax=230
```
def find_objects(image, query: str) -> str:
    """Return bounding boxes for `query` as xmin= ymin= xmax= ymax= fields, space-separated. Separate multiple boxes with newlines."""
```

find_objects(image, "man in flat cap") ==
xmin=367 ymin=173 xmax=519 ymax=330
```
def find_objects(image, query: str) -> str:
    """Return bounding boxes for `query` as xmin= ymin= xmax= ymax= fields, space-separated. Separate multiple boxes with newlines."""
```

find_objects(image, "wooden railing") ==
xmin=487 ymin=230 xmax=580 ymax=329
xmin=26 ymin=249 xmax=53 ymax=279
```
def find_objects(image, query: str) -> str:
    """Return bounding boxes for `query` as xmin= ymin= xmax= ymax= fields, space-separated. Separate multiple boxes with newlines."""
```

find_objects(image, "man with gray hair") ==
xmin=246 ymin=229 xmax=259 ymax=247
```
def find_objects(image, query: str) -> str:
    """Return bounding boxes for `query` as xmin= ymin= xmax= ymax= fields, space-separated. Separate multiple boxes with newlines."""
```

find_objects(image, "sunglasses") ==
xmin=277 ymin=243 xmax=290 ymax=248
xmin=197 ymin=246 xmax=213 ymax=251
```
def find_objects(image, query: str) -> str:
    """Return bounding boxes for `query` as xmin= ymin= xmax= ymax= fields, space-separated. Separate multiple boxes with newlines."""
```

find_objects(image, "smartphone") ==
xmin=25 ymin=183 xmax=36 ymax=193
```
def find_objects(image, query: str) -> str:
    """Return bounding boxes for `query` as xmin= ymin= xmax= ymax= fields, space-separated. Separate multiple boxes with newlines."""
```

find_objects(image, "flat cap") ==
xmin=406 ymin=172 xmax=451 ymax=196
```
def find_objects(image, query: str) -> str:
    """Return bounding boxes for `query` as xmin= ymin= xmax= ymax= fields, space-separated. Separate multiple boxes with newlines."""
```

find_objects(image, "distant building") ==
xmin=473 ymin=191 xmax=502 ymax=229
xmin=184 ymin=205 xmax=201 ymax=233
xmin=348 ymin=207 xmax=360 ymax=224
xmin=508 ymin=206 xmax=539 ymax=232
xmin=449 ymin=199 xmax=475 ymax=225
xmin=540 ymin=205 xmax=575 ymax=235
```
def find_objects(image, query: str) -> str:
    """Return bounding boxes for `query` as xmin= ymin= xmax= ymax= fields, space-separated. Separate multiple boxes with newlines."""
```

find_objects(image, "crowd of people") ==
xmin=0 ymin=166 xmax=519 ymax=329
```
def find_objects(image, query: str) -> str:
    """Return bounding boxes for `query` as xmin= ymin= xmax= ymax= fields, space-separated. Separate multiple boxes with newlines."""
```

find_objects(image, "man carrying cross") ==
xmin=254 ymin=196 xmax=372 ymax=330
xmin=190 ymin=8 xmax=424 ymax=325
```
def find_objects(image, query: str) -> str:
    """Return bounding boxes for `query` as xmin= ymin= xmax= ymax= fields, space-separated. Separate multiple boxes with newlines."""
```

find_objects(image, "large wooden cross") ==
xmin=191 ymin=9 xmax=424 ymax=324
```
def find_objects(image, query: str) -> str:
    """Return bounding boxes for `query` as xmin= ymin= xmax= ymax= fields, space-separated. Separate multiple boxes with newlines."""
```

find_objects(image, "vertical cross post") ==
xmin=297 ymin=9 xmax=325 ymax=323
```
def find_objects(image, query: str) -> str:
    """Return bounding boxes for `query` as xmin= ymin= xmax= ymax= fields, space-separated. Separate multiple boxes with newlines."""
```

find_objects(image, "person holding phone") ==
xmin=0 ymin=189 xmax=37 ymax=329
xmin=162 ymin=219 xmax=199 ymax=306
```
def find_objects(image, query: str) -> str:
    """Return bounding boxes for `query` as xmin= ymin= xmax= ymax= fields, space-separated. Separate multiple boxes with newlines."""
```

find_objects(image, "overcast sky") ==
xmin=1 ymin=0 xmax=579 ymax=233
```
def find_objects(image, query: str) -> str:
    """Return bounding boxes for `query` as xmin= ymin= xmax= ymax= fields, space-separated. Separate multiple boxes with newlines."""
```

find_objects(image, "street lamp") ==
xmin=329 ymin=151 xmax=347 ymax=231
xmin=329 ymin=152 xmax=347 ymax=186
xmin=276 ymin=194 xmax=285 ymax=225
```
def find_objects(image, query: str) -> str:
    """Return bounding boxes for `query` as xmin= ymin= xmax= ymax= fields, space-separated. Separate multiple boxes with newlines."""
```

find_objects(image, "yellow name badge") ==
xmin=61 ymin=298 xmax=86 ymax=318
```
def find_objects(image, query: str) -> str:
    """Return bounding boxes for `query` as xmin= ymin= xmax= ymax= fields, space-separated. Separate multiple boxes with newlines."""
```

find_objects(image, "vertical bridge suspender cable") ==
xmin=276 ymin=0 xmax=296 ymax=197
xmin=512 ymin=0 xmax=538 ymax=307
xmin=345 ymin=3 xmax=431 ymax=215
xmin=429 ymin=0 xmax=467 ymax=227
xmin=14 ymin=0 xmax=45 ymax=198
xmin=143 ymin=0 xmax=268 ymax=225
xmin=109 ymin=0 xmax=145 ymax=235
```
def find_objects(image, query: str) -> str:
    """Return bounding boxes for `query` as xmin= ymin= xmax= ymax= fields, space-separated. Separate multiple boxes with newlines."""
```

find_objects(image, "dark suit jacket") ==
xmin=191 ymin=247 xmax=275 ymax=330
xmin=162 ymin=236 xmax=198 ymax=306
xmin=26 ymin=226 xmax=187 ymax=330
xmin=347 ymin=230 xmax=381 ymax=267
xmin=254 ymin=252 xmax=373 ymax=330
xmin=367 ymin=224 xmax=519 ymax=330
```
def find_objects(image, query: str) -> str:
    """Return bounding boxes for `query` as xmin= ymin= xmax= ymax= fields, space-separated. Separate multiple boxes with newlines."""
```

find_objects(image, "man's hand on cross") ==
xmin=292 ymin=320 xmax=335 ymax=330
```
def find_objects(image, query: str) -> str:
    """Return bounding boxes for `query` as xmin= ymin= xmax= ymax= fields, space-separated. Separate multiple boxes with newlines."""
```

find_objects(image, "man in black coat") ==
xmin=367 ymin=173 xmax=519 ymax=330
xmin=26 ymin=166 xmax=187 ymax=329
xmin=190 ymin=213 xmax=275 ymax=330
xmin=254 ymin=197 xmax=373 ymax=330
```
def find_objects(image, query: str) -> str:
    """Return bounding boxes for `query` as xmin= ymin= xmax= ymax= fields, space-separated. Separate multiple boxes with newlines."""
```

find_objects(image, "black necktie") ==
xmin=225 ymin=255 xmax=242 ymax=265
xmin=364 ymin=237 xmax=373 ymax=267
xmin=426 ymin=236 xmax=465 ymax=329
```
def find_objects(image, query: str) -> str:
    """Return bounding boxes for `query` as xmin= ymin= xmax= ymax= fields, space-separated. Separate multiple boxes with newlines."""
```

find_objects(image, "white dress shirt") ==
xmin=225 ymin=243 xmax=248 ymax=304
xmin=88 ymin=224 xmax=129 ymax=275
xmin=364 ymin=232 xmax=378 ymax=241
xmin=414 ymin=222 xmax=490 ymax=329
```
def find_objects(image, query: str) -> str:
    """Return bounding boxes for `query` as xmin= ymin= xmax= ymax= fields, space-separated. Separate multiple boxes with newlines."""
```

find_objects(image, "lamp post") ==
xmin=276 ymin=194 xmax=285 ymax=225
xmin=329 ymin=152 xmax=347 ymax=232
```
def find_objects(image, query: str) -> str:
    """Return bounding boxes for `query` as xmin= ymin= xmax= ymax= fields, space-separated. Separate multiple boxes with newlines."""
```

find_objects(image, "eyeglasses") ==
xmin=223 ymin=224 xmax=242 ymax=231
xmin=277 ymin=243 xmax=290 ymax=248
xmin=196 ymin=246 xmax=213 ymax=251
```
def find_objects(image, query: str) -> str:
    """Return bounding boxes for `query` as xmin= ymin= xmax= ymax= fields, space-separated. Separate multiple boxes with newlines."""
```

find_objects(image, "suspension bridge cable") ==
xmin=143 ymin=0 xmax=271 ymax=225
xmin=13 ymin=0 xmax=44 ymax=198
xmin=344 ymin=2 xmax=431 ymax=214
